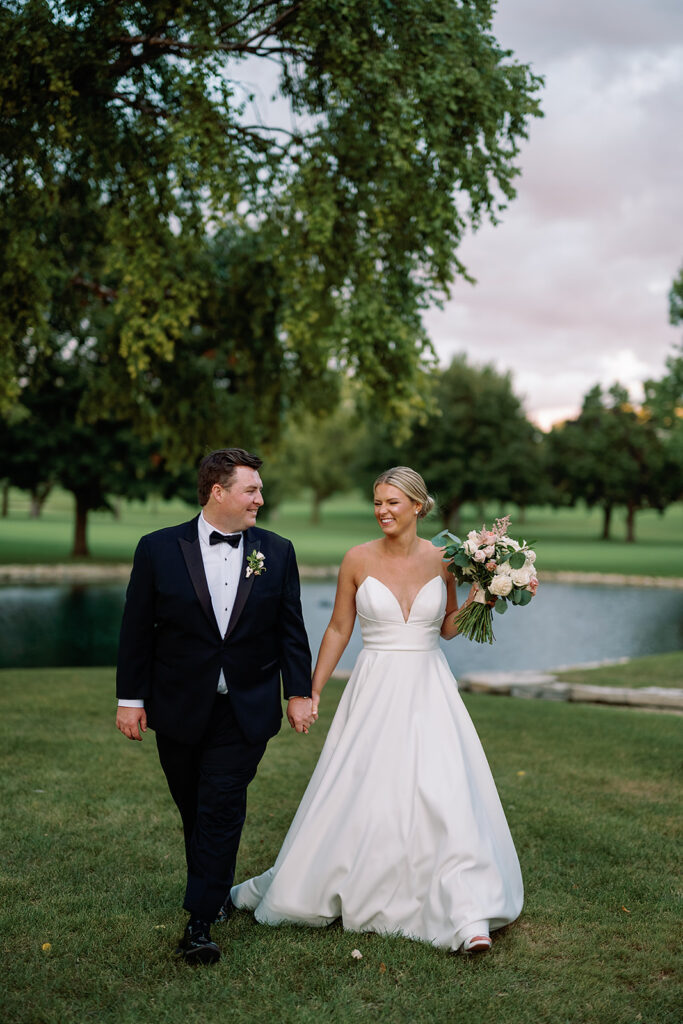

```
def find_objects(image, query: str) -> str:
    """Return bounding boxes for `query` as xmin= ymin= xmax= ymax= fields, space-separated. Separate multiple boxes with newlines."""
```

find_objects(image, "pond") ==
xmin=1 ymin=580 xmax=682 ymax=674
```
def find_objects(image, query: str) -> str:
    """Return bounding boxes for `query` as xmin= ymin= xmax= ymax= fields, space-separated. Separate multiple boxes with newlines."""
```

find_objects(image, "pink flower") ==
xmin=473 ymin=549 xmax=487 ymax=562
xmin=529 ymin=577 xmax=539 ymax=595
xmin=486 ymin=560 xmax=497 ymax=572
xmin=480 ymin=530 xmax=497 ymax=545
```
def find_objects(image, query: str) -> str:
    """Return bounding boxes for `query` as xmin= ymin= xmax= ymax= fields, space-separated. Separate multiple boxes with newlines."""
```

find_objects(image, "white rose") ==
xmin=489 ymin=574 xmax=513 ymax=597
xmin=494 ymin=562 xmax=512 ymax=575
xmin=463 ymin=539 xmax=478 ymax=556
xmin=484 ymin=545 xmax=495 ymax=558
xmin=511 ymin=566 xmax=533 ymax=587
xmin=472 ymin=549 xmax=487 ymax=563
xmin=467 ymin=530 xmax=481 ymax=543
xmin=525 ymin=549 xmax=536 ymax=564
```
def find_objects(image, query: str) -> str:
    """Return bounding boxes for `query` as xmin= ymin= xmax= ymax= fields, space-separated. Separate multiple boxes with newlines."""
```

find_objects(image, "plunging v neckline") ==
xmin=361 ymin=575 xmax=443 ymax=624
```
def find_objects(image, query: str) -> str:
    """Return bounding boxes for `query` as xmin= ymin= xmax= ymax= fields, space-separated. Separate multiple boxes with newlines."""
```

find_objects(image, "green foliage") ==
xmin=0 ymin=338 xmax=161 ymax=555
xmin=669 ymin=264 xmax=683 ymax=326
xmin=359 ymin=354 xmax=545 ymax=527
xmin=0 ymin=0 xmax=543 ymax=444
xmin=643 ymin=343 xmax=683 ymax=493
xmin=545 ymin=383 xmax=678 ymax=542
xmin=273 ymin=399 xmax=366 ymax=522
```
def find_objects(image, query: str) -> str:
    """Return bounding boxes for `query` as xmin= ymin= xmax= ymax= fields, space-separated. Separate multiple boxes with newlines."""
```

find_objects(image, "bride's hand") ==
xmin=467 ymin=584 xmax=497 ymax=608
xmin=311 ymin=692 xmax=320 ymax=719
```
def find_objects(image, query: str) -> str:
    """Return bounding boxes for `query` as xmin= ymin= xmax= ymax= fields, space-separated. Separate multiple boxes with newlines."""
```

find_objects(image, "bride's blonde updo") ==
xmin=373 ymin=466 xmax=435 ymax=519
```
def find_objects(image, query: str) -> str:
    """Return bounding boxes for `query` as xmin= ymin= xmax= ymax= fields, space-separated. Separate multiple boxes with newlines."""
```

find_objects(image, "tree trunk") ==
xmin=625 ymin=501 xmax=637 ymax=543
xmin=29 ymin=481 xmax=52 ymax=518
xmin=310 ymin=492 xmax=322 ymax=525
xmin=72 ymin=494 xmax=90 ymax=557
xmin=447 ymin=499 xmax=461 ymax=533
xmin=601 ymin=504 xmax=613 ymax=540
xmin=1 ymin=480 xmax=8 ymax=517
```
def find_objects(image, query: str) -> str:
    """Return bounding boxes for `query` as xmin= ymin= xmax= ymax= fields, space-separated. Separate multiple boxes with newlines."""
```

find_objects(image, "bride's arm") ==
xmin=311 ymin=552 xmax=359 ymax=714
xmin=441 ymin=574 xmax=477 ymax=639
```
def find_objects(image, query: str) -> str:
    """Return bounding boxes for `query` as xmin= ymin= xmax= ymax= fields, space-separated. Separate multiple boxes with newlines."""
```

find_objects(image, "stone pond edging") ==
xmin=455 ymin=670 xmax=683 ymax=712
xmin=330 ymin=667 xmax=683 ymax=711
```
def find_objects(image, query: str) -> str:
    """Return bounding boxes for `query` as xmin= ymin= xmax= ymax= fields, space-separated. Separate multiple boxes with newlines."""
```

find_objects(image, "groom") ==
xmin=116 ymin=448 xmax=313 ymax=964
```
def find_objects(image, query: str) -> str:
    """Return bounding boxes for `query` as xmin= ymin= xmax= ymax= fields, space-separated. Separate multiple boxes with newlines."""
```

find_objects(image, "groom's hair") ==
xmin=197 ymin=448 xmax=263 ymax=505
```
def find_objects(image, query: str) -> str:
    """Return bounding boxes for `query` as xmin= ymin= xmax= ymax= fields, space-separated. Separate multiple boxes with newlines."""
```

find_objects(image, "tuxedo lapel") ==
xmin=178 ymin=518 xmax=221 ymax=637
xmin=225 ymin=531 xmax=261 ymax=640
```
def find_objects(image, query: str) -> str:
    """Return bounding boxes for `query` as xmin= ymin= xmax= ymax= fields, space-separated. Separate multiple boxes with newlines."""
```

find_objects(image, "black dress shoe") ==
xmin=174 ymin=918 xmax=221 ymax=964
xmin=214 ymin=896 xmax=233 ymax=924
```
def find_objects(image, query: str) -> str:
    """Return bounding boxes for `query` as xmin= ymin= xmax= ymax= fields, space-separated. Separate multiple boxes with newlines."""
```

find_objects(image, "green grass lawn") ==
xmin=2 ymin=488 xmax=683 ymax=577
xmin=556 ymin=650 xmax=683 ymax=689
xmin=1 ymin=668 xmax=680 ymax=1024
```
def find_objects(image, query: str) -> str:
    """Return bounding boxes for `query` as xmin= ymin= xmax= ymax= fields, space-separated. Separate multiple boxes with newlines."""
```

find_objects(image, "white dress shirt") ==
xmin=117 ymin=512 xmax=243 ymax=708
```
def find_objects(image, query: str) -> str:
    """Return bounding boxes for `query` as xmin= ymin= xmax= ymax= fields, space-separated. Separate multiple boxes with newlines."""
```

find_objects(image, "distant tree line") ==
xmin=2 ymin=323 xmax=682 ymax=554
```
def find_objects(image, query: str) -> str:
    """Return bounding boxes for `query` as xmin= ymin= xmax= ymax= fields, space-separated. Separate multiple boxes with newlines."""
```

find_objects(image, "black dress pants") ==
xmin=155 ymin=694 xmax=267 ymax=922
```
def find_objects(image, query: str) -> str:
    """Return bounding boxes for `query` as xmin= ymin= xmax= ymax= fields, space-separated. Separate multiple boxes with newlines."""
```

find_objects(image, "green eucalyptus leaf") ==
xmin=509 ymin=550 xmax=526 ymax=569
xmin=518 ymin=588 xmax=533 ymax=606
xmin=452 ymin=551 xmax=471 ymax=567
xmin=494 ymin=599 xmax=507 ymax=614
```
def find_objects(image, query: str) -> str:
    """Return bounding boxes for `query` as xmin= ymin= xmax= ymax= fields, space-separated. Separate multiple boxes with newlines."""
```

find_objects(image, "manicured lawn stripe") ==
xmin=556 ymin=650 xmax=683 ymax=689
xmin=2 ymin=489 xmax=683 ymax=577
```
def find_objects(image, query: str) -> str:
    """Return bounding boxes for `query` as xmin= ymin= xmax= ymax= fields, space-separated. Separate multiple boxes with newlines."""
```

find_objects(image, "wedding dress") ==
xmin=231 ymin=575 xmax=523 ymax=950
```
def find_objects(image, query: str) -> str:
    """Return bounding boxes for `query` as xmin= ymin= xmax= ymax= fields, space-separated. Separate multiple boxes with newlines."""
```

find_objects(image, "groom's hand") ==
xmin=116 ymin=706 xmax=148 ymax=741
xmin=287 ymin=697 xmax=315 ymax=734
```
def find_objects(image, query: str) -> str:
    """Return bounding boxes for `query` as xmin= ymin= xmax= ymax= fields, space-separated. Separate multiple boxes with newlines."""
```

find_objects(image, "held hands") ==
xmin=287 ymin=696 xmax=318 ymax=734
xmin=116 ymin=706 xmax=148 ymax=741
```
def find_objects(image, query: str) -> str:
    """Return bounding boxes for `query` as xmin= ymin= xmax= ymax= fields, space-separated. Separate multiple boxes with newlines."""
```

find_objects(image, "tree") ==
xmin=641 ymin=267 xmax=683 ymax=503
xmin=279 ymin=402 xmax=364 ymax=523
xmin=1 ymin=0 xmax=543 ymax=450
xmin=358 ymin=355 xmax=544 ymax=530
xmin=0 ymin=338 xmax=158 ymax=556
xmin=545 ymin=384 xmax=671 ymax=542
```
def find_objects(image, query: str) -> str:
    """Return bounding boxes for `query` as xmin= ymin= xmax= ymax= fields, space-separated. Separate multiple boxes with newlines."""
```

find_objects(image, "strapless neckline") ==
xmin=358 ymin=575 xmax=444 ymax=624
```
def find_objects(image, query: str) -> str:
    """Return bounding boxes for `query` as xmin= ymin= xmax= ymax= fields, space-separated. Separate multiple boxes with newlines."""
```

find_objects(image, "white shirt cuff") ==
xmin=118 ymin=699 xmax=145 ymax=708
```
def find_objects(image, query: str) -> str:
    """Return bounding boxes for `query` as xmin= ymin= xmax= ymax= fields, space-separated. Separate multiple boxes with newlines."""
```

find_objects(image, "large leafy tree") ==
xmin=358 ymin=355 xmax=544 ymax=530
xmin=277 ymin=401 xmax=364 ymax=523
xmin=642 ymin=267 xmax=683 ymax=497
xmin=545 ymin=384 xmax=673 ymax=543
xmin=1 ymin=0 xmax=542 ymax=451
xmin=0 ymin=338 xmax=156 ymax=556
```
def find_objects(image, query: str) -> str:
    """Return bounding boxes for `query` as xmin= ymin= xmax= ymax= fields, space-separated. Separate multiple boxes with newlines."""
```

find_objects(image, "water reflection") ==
xmin=0 ymin=581 xmax=681 ymax=673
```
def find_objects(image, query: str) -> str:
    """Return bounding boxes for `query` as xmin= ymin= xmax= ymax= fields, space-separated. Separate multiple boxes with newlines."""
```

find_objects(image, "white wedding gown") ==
xmin=231 ymin=575 xmax=523 ymax=950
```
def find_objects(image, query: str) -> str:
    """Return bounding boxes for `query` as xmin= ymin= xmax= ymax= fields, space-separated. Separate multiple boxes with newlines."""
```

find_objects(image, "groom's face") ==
xmin=215 ymin=466 xmax=264 ymax=531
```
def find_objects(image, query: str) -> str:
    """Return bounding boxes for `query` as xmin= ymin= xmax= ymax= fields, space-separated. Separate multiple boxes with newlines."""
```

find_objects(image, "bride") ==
xmin=231 ymin=467 xmax=523 ymax=953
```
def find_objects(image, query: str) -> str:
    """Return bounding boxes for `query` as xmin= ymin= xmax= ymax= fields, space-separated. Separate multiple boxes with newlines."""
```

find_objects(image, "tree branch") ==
xmin=217 ymin=0 xmax=288 ymax=36
xmin=102 ymin=90 xmax=170 ymax=118
xmin=71 ymin=275 xmax=117 ymax=303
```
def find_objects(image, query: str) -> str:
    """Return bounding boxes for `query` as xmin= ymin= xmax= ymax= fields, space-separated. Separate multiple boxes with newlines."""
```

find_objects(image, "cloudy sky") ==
xmin=423 ymin=0 xmax=683 ymax=428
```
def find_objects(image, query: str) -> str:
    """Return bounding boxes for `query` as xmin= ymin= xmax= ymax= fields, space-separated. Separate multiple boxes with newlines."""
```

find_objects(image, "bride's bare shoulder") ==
xmin=341 ymin=541 xmax=380 ymax=579
xmin=418 ymin=536 xmax=448 ymax=574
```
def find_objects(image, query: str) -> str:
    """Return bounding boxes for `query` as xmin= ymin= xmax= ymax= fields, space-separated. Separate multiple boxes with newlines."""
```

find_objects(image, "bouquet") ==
xmin=431 ymin=515 xmax=538 ymax=644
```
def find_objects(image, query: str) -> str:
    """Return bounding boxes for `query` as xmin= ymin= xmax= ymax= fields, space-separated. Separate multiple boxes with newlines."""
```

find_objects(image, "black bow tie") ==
xmin=209 ymin=531 xmax=242 ymax=548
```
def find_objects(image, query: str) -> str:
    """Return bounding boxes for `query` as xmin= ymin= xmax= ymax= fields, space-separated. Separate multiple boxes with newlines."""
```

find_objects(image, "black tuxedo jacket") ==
xmin=116 ymin=517 xmax=312 ymax=745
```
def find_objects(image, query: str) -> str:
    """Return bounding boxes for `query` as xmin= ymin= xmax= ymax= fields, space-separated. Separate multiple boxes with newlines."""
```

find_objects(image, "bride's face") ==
xmin=374 ymin=484 xmax=420 ymax=536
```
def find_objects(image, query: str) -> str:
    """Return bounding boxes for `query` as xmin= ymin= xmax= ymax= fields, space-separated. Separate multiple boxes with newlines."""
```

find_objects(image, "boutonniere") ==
xmin=246 ymin=550 xmax=266 ymax=578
